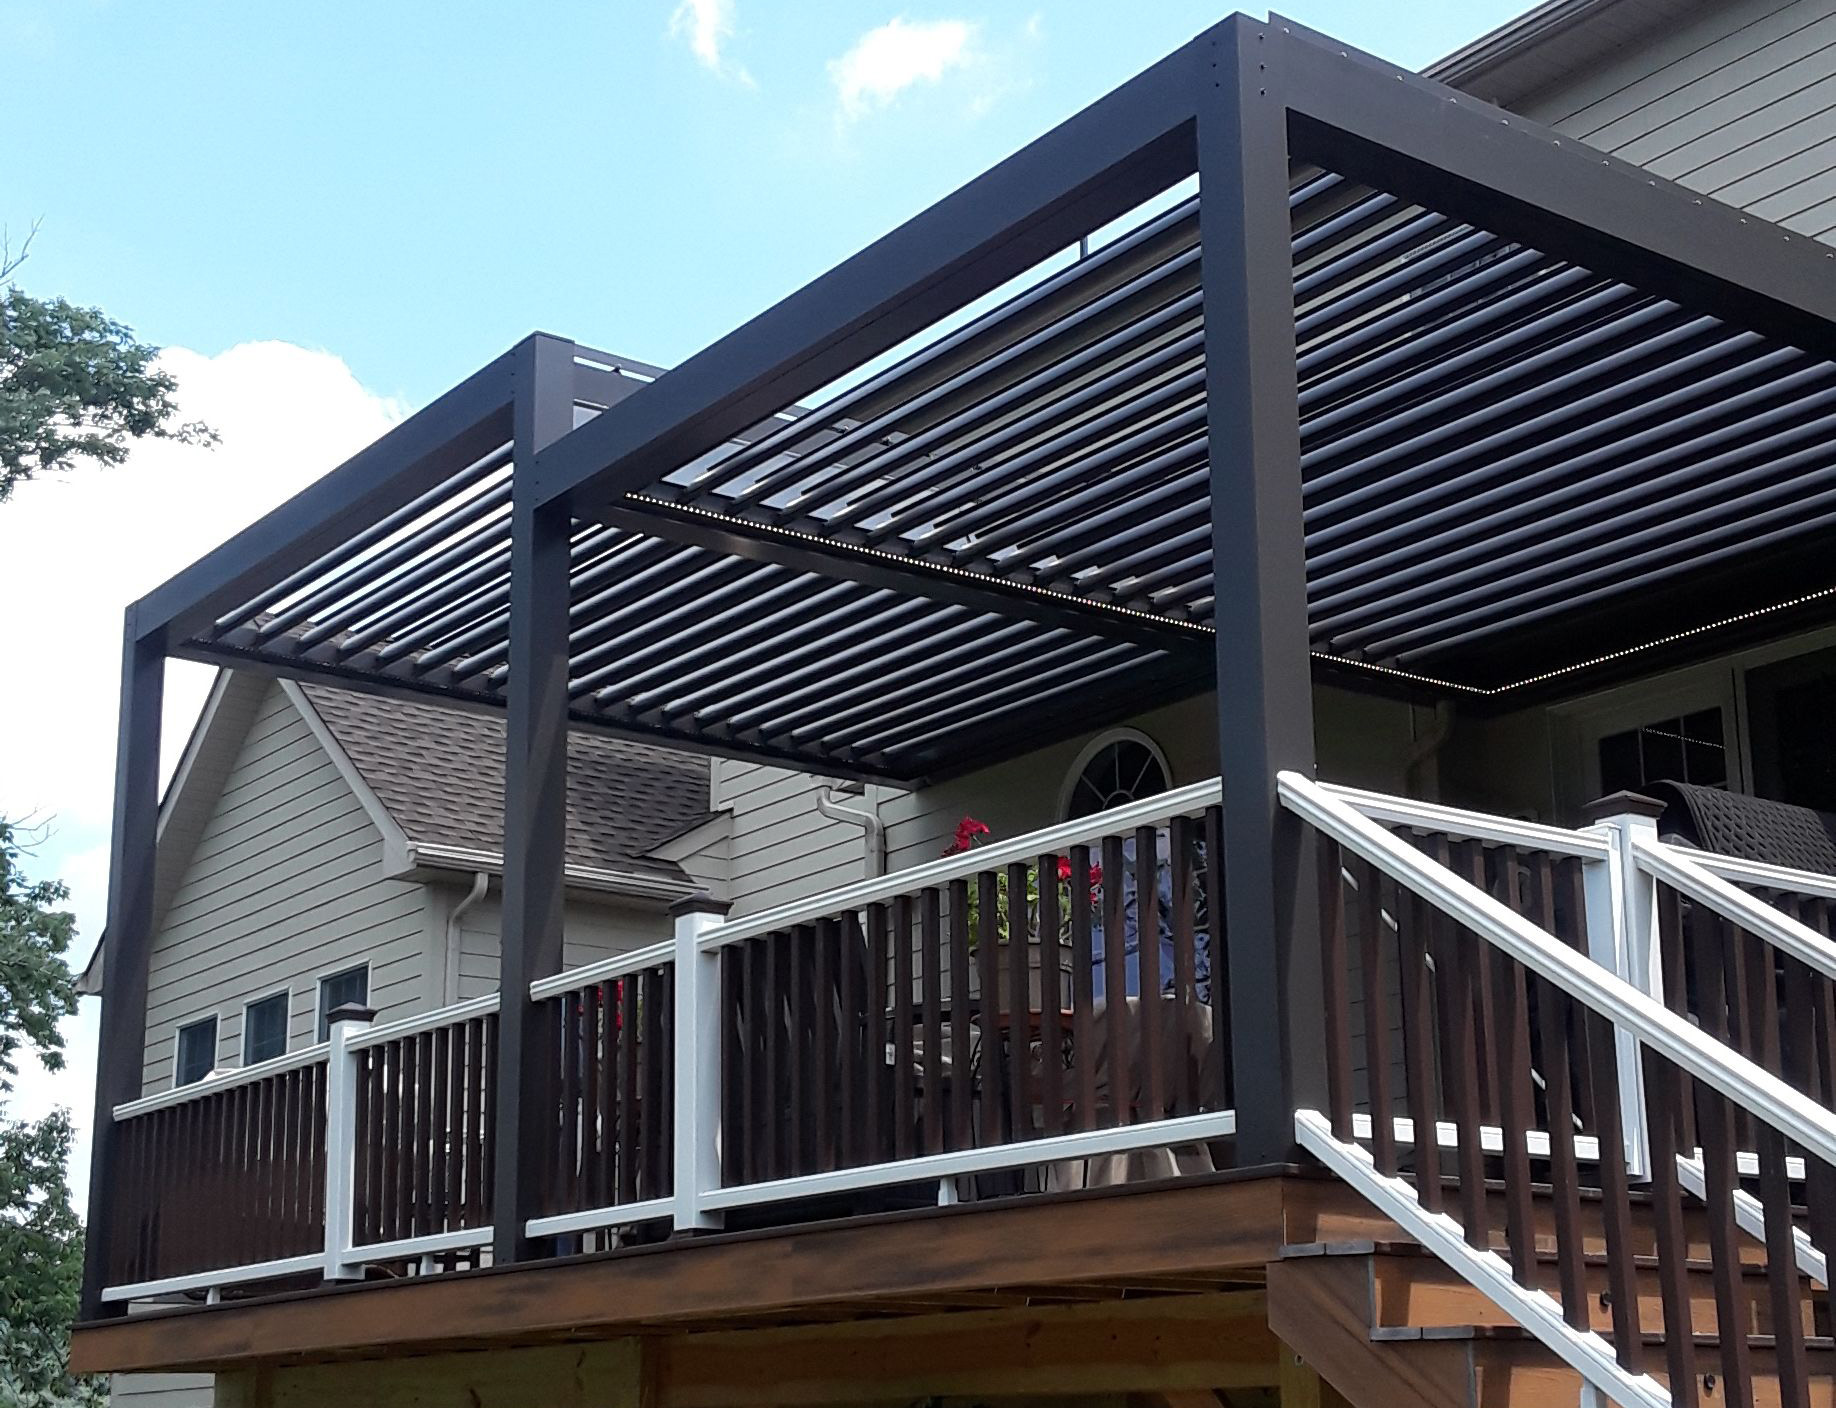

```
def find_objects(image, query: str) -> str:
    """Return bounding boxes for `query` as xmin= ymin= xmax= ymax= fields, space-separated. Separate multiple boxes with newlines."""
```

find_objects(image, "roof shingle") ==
xmin=300 ymin=684 xmax=710 ymax=880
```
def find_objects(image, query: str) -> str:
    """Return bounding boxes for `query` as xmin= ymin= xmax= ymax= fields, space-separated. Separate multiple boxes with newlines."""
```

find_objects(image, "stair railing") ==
xmin=1281 ymin=770 xmax=1836 ymax=1408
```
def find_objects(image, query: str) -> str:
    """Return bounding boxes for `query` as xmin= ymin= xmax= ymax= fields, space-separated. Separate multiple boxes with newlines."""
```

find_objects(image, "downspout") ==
xmin=818 ymin=783 xmax=885 ymax=879
xmin=443 ymin=870 xmax=490 ymax=1005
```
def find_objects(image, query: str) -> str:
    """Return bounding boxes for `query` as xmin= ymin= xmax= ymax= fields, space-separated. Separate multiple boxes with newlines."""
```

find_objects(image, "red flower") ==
xmin=943 ymin=815 xmax=991 ymax=856
xmin=1088 ymin=863 xmax=1104 ymax=889
xmin=1053 ymin=856 xmax=1103 ymax=891
xmin=1056 ymin=857 xmax=1073 ymax=882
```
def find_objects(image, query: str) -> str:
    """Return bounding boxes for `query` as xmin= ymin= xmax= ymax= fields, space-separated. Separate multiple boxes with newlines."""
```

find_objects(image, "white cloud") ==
xmin=829 ymin=16 xmax=980 ymax=122
xmin=0 ymin=340 xmax=402 ymax=1210
xmin=668 ymin=0 xmax=753 ymax=85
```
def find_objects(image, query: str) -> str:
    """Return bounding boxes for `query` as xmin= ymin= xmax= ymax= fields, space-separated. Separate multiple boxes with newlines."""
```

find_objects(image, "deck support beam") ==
xmin=1201 ymin=19 xmax=1327 ymax=1165
xmin=493 ymin=335 xmax=578 ymax=1265
xmin=80 ymin=610 xmax=166 ymax=1317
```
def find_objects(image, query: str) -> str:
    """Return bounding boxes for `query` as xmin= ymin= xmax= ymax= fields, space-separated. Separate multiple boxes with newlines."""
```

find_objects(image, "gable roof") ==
xmin=296 ymin=682 xmax=711 ymax=881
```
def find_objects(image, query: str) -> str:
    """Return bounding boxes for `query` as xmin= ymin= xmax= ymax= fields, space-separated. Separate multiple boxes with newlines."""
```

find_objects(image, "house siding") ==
xmin=709 ymin=761 xmax=876 ymax=915
xmin=140 ymin=680 xmax=427 ymax=1091
xmin=449 ymin=891 xmax=671 ymax=1000
xmin=1520 ymin=0 xmax=1836 ymax=239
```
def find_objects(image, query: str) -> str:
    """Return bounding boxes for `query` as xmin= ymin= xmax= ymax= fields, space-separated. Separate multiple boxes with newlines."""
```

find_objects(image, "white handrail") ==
xmin=113 ymin=1041 xmax=331 ymax=1121
xmin=1297 ymin=1110 xmax=1669 ymax=1408
xmin=1278 ymin=770 xmax=1836 ymax=1170
xmin=529 ymin=938 xmax=675 ymax=1002
xmin=698 ymin=777 xmax=1226 ymax=950
xmin=1669 ymin=846 xmax=1836 ymax=903
xmin=1317 ymin=782 xmax=1610 ymax=859
xmin=1631 ymin=833 xmax=1836 ymax=982
xmin=347 ymin=993 xmax=500 ymax=1051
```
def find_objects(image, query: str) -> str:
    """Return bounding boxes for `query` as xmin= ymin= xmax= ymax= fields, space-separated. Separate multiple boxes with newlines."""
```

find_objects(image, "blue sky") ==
xmin=6 ymin=1 xmax=1529 ymax=407
xmin=1 ymin=0 xmax=1533 ymax=1200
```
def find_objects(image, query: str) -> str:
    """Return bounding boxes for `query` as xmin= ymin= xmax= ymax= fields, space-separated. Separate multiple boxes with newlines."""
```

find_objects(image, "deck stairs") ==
xmin=1270 ymin=1185 xmax=1832 ymax=1408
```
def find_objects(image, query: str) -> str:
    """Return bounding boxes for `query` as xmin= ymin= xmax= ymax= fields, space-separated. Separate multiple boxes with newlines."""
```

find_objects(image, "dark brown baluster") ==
xmin=1360 ymin=860 xmax=1397 ymax=1175
xmin=1134 ymin=827 xmax=1166 ymax=1126
xmin=1398 ymin=886 xmax=1442 ymax=1212
xmin=892 ymin=896 xmax=916 ymax=1160
xmin=1756 ymin=1121 xmax=1811 ymax=1408
xmin=813 ymin=918 xmax=836 ymax=1171
xmin=1037 ymin=855 xmax=1065 ymax=1136
xmin=618 ymin=975 xmax=640 ymax=1203
xmin=1655 ymin=884 xmax=1699 ymax=1160
xmin=1319 ymin=837 xmax=1353 ymax=1142
xmin=742 ymin=942 xmax=765 ymax=1182
xmin=866 ymin=906 xmax=890 ymax=1163
xmin=949 ymin=879 xmax=975 ymax=1153
xmin=1459 ymin=842 xmax=1502 ymax=1125
xmin=414 ymin=1029 xmax=434 ymax=1234
xmin=1580 ymin=1008 xmax=1642 ymax=1374
xmin=659 ymin=963 xmax=677 ymax=1196
xmin=1642 ymin=1055 xmax=1700 ymax=1408
xmin=1805 ymin=924 xmax=1836 ymax=1334
xmin=1070 ymin=845 xmax=1098 ymax=1130
xmin=1489 ymin=888 xmax=1536 ymax=1285
xmin=641 ymin=966 xmax=667 ymax=1197
xmin=921 ymin=888 xmax=944 ymax=1155
xmin=1167 ymin=819 xmax=1197 ymax=1119
xmin=383 ymin=1039 xmax=404 ymax=1243
xmin=1533 ymin=978 xmax=1587 ymax=1330
xmin=1203 ymin=805 xmax=1230 ymax=1108
xmin=480 ymin=1012 xmax=498 ymax=1215
xmin=466 ymin=1018 xmax=487 ymax=1228
xmin=1430 ymin=838 xmax=1486 ymax=1244
xmin=788 ymin=926 xmax=813 ymax=1175
xmin=837 ymin=913 xmax=859 ymax=1166
xmin=442 ymin=1023 xmax=461 ymax=1236
xmin=977 ymin=870 xmax=1006 ymax=1148
xmin=1006 ymin=861 xmax=1033 ymax=1142
xmin=582 ymin=984 xmax=604 ymax=1208
xmin=761 ymin=936 xmax=785 ymax=1182
xmin=1101 ymin=834 xmax=1129 ymax=1127
xmin=1721 ymin=918 xmax=1758 ymax=1149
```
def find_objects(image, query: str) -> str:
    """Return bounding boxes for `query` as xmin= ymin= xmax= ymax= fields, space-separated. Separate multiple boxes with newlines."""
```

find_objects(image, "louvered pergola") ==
xmin=85 ymin=13 xmax=1836 ymax=1307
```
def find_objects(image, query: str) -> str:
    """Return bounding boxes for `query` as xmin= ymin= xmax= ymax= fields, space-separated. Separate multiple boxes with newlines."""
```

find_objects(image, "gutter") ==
xmin=400 ymin=843 xmax=700 ymax=904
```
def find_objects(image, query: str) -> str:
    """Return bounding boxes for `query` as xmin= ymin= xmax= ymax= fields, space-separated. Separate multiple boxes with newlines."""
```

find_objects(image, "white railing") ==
xmin=102 ymin=998 xmax=496 ymax=1304
xmin=103 ymin=772 xmax=1836 ymax=1320
xmin=1280 ymin=771 xmax=1836 ymax=1408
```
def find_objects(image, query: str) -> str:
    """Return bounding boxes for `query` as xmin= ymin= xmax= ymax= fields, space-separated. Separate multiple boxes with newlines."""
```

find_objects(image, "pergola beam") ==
xmin=1273 ymin=20 xmax=1836 ymax=362
xmin=530 ymin=39 xmax=1205 ymax=518
xmin=597 ymin=498 xmax=1213 ymax=658
xmin=137 ymin=348 xmax=519 ymax=646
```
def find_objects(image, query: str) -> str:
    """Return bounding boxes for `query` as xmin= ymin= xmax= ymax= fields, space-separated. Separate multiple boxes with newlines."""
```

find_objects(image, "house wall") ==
xmin=140 ymin=680 xmax=429 ymax=1093
xmin=443 ymin=889 xmax=671 ymax=1001
xmin=1517 ymin=0 xmax=1836 ymax=240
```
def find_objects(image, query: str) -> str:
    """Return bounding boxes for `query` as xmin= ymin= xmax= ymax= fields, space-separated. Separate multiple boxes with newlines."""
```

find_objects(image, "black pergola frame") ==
xmin=82 ymin=12 xmax=1836 ymax=1313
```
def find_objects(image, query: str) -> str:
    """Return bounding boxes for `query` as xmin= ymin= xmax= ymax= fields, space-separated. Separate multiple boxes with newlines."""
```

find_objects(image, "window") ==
xmin=175 ymin=1016 xmax=219 ymax=1088
xmin=1596 ymin=708 xmax=1728 ymax=796
xmin=1062 ymin=730 xmax=1171 ymax=821
xmin=242 ymin=992 xmax=289 ymax=1066
xmin=316 ymin=964 xmax=369 ymax=1040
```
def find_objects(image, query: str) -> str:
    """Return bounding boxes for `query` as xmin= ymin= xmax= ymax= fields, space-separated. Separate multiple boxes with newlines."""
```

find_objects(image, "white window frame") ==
xmin=173 ymin=1013 xmax=221 ymax=1088
xmin=240 ymin=988 xmax=292 ymax=1067
xmin=1058 ymin=727 xmax=1173 ymax=822
xmin=313 ymin=962 xmax=370 ymax=1042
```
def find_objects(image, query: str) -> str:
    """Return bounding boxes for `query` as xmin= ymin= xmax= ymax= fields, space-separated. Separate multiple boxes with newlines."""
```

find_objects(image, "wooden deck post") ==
xmin=1199 ymin=18 xmax=1327 ymax=1165
xmin=79 ymin=609 xmax=165 ymax=1318
xmin=493 ymin=334 xmax=579 ymax=1265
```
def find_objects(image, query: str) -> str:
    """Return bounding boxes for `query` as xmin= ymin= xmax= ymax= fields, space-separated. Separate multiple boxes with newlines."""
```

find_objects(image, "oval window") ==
xmin=1063 ymin=731 xmax=1170 ymax=821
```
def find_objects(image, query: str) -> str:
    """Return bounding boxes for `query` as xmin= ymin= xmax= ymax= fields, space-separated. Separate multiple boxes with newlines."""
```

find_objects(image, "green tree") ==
xmin=0 ymin=225 xmax=214 ymax=502
xmin=0 ymin=825 xmax=101 ymax=1408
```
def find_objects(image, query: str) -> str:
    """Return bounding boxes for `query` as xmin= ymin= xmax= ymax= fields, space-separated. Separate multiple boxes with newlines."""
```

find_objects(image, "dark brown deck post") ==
xmin=493 ymin=333 xmax=578 ymax=1264
xmin=1199 ymin=18 xmax=1326 ymax=1165
xmin=80 ymin=608 xmax=166 ymax=1317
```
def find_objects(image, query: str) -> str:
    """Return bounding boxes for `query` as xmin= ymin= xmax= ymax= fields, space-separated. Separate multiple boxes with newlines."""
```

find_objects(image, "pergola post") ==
xmin=1199 ymin=20 xmax=1327 ymax=1165
xmin=80 ymin=609 xmax=165 ymax=1317
xmin=493 ymin=334 xmax=577 ymax=1265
